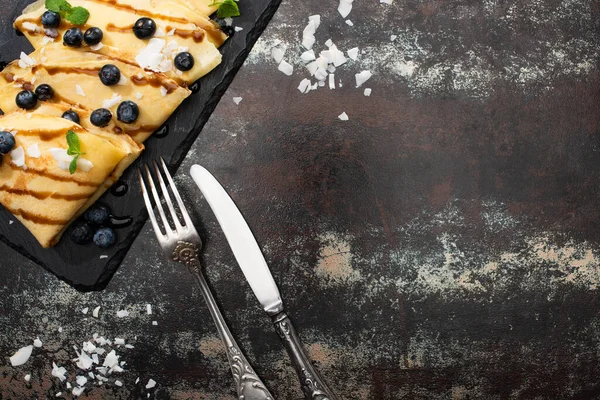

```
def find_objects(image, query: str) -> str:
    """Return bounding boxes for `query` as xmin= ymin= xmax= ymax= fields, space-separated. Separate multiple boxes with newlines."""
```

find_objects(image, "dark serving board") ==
xmin=0 ymin=0 xmax=281 ymax=291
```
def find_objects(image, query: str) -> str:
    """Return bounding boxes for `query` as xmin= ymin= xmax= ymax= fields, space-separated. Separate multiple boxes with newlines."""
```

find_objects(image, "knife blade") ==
xmin=190 ymin=165 xmax=284 ymax=315
xmin=190 ymin=165 xmax=339 ymax=400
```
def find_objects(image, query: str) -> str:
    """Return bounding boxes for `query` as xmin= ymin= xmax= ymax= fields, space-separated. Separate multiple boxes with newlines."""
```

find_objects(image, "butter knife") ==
xmin=191 ymin=165 xmax=338 ymax=400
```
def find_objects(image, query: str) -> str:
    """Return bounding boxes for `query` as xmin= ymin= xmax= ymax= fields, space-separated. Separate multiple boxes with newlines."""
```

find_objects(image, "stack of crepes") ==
xmin=0 ymin=0 xmax=228 ymax=248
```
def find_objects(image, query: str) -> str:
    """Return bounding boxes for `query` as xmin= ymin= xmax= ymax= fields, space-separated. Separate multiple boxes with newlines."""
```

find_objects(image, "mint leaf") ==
xmin=45 ymin=0 xmax=67 ymax=12
xmin=65 ymin=6 xmax=89 ymax=25
xmin=216 ymin=0 xmax=240 ymax=18
xmin=66 ymin=130 xmax=80 ymax=154
xmin=69 ymin=155 xmax=79 ymax=175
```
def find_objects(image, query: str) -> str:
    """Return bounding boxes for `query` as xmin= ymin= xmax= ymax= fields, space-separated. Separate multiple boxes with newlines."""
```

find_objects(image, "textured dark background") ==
xmin=2 ymin=0 xmax=600 ymax=399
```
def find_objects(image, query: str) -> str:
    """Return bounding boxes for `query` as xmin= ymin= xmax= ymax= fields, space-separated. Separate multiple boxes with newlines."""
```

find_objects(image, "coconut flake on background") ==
xmin=234 ymin=26 xmax=243 ymax=32
xmin=75 ymin=84 xmax=86 ymax=97
xmin=278 ymin=60 xmax=293 ymax=76
xmin=116 ymin=310 xmax=129 ymax=318
xmin=24 ymin=374 xmax=31 ymax=381
xmin=92 ymin=306 xmax=101 ymax=318
xmin=114 ymin=338 xmax=125 ymax=345
xmin=21 ymin=22 xmax=39 ymax=33
xmin=9 ymin=345 xmax=33 ymax=366
xmin=346 ymin=20 xmax=354 ymax=26
xmin=298 ymin=78 xmax=311 ymax=93
xmin=328 ymin=74 xmax=335 ymax=89
xmin=338 ymin=112 xmax=349 ymax=121
xmin=72 ymin=387 xmax=85 ymax=396
xmin=300 ymin=50 xmax=316 ymax=62
xmin=76 ymin=351 xmax=94 ymax=370
xmin=160 ymin=86 xmax=168 ymax=97
xmin=380 ymin=0 xmax=393 ymax=3
xmin=271 ymin=45 xmax=286 ymax=63
xmin=338 ymin=0 xmax=353 ymax=18
xmin=347 ymin=47 xmax=359 ymax=61
xmin=355 ymin=70 xmax=372 ymax=87
xmin=135 ymin=39 xmax=168 ymax=72
xmin=76 ymin=376 xmax=88 ymax=386
xmin=33 ymin=338 xmax=43 ymax=348
xmin=82 ymin=307 xmax=89 ymax=315
xmin=18 ymin=52 xmax=37 ymax=68
xmin=90 ymin=42 xmax=104 ymax=51
xmin=302 ymin=15 xmax=320 ymax=50
xmin=364 ymin=88 xmax=372 ymax=96
xmin=233 ymin=97 xmax=243 ymax=105
xmin=10 ymin=146 xmax=25 ymax=167
xmin=146 ymin=304 xmax=152 ymax=315
xmin=390 ymin=34 xmax=397 ymax=41
xmin=27 ymin=143 xmax=41 ymax=158
xmin=115 ymin=380 xmax=123 ymax=387
xmin=146 ymin=379 xmax=157 ymax=389
xmin=152 ymin=321 xmax=158 ymax=326
xmin=154 ymin=26 xmax=166 ymax=37
xmin=103 ymin=350 xmax=119 ymax=369
xmin=51 ymin=362 xmax=67 ymax=381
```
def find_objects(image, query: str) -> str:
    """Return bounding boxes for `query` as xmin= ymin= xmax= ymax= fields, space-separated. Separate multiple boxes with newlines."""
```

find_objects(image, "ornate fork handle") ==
xmin=272 ymin=312 xmax=338 ymax=400
xmin=172 ymin=241 xmax=274 ymax=400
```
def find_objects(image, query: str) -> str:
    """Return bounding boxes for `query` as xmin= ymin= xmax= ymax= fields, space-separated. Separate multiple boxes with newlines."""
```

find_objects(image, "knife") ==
xmin=191 ymin=165 xmax=338 ymax=400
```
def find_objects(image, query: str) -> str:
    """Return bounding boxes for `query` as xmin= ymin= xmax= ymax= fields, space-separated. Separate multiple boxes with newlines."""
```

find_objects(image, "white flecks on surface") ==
xmin=9 ymin=345 xmax=33 ymax=366
xmin=146 ymin=304 xmax=152 ymax=315
xmin=10 ymin=146 xmax=25 ymax=168
xmin=302 ymin=15 xmax=320 ymax=50
xmin=21 ymin=22 xmax=39 ymax=33
xmin=24 ymin=374 xmax=31 ymax=382
xmin=152 ymin=321 xmax=158 ymax=326
xmin=160 ymin=86 xmax=168 ymax=97
xmin=76 ymin=351 xmax=94 ymax=370
xmin=114 ymin=338 xmax=125 ymax=345
xmin=72 ymin=387 xmax=85 ymax=397
xmin=300 ymin=50 xmax=316 ymax=62
xmin=103 ymin=350 xmax=119 ymax=369
xmin=345 ymin=20 xmax=354 ymax=26
xmin=135 ymin=92 xmax=143 ymax=100
xmin=116 ymin=310 xmax=129 ymax=318
xmin=328 ymin=74 xmax=335 ymax=89
xmin=347 ymin=47 xmax=359 ymax=61
xmin=298 ymin=78 xmax=311 ymax=93
xmin=338 ymin=112 xmax=349 ymax=121
xmin=355 ymin=70 xmax=372 ymax=87
xmin=271 ymin=44 xmax=286 ymax=63
xmin=115 ymin=380 xmax=123 ymax=387
xmin=92 ymin=306 xmax=101 ymax=318
xmin=26 ymin=143 xmax=41 ymax=158
xmin=75 ymin=84 xmax=86 ymax=97
xmin=325 ymin=39 xmax=333 ymax=48
xmin=390 ymin=35 xmax=397 ymax=41
xmin=146 ymin=379 xmax=157 ymax=389
xmin=233 ymin=97 xmax=243 ymax=105
xmin=278 ymin=60 xmax=294 ymax=76
xmin=234 ymin=26 xmax=243 ymax=32
xmin=76 ymin=375 xmax=88 ymax=387
xmin=338 ymin=0 xmax=353 ymax=18
xmin=33 ymin=337 xmax=42 ymax=348
xmin=364 ymin=88 xmax=372 ymax=96
xmin=81 ymin=307 xmax=89 ymax=315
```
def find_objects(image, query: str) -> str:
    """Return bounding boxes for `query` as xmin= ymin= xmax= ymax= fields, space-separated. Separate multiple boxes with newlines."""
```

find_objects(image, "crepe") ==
xmin=0 ymin=47 xmax=191 ymax=143
xmin=15 ymin=0 xmax=227 ymax=86
xmin=0 ymin=112 xmax=139 ymax=248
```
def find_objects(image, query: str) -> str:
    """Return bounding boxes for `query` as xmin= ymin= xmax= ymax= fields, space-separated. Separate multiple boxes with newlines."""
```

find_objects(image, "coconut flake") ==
xmin=298 ymin=78 xmax=311 ymax=93
xmin=364 ymin=88 xmax=372 ymax=96
xmin=90 ymin=42 xmax=104 ymax=51
xmin=24 ymin=374 xmax=31 ymax=382
xmin=146 ymin=304 xmax=153 ymax=315
xmin=10 ymin=146 xmax=25 ymax=168
xmin=103 ymin=350 xmax=119 ymax=368
xmin=390 ymin=34 xmax=397 ymax=41
xmin=103 ymin=93 xmax=122 ymax=109
xmin=56 ymin=392 xmax=62 ymax=397
xmin=338 ymin=112 xmax=349 ymax=121
xmin=33 ymin=338 xmax=42 ymax=348
xmin=51 ymin=363 xmax=67 ymax=381
xmin=92 ymin=306 xmax=101 ymax=318
xmin=328 ymin=74 xmax=335 ymax=89
xmin=278 ymin=60 xmax=294 ymax=75
xmin=10 ymin=345 xmax=33 ymax=366
xmin=380 ymin=0 xmax=393 ymax=4
xmin=271 ymin=46 xmax=286 ymax=63
xmin=72 ymin=387 xmax=85 ymax=397
xmin=347 ymin=47 xmax=359 ymax=60
xmin=66 ymin=382 xmax=72 ymax=389
xmin=44 ymin=28 xmax=58 ymax=38
xmin=115 ymin=380 xmax=123 ymax=387
xmin=306 ymin=61 xmax=318 ymax=75
xmin=302 ymin=16 xmax=320 ymax=50
xmin=232 ymin=97 xmax=243 ymax=105
xmin=355 ymin=70 xmax=372 ymax=87
xmin=325 ymin=39 xmax=333 ymax=48
xmin=234 ymin=26 xmax=243 ymax=32
xmin=167 ymin=29 xmax=176 ymax=36
xmin=338 ymin=0 xmax=353 ymax=18
xmin=58 ymin=327 xmax=62 ymax=332
xmin=152 ymin=321 xmax=158 ymax=326
xmin=75 ymin=84 xmax=86 ymax=97
xmin=117 ymin=74 xmax=128 ymax=86
xmin=160 ymin=86 xmax=168 ymax=97
xmin=154 ymin=26 xmax=166 ymax=37
xmin=114 ymin=338 xmax=125 ymax=345
xmin=18 ymin=52 xmax=37 ymax=68
xmin=76 ymin=376 xmax=88 ymax=386
xmin=300 ymin=50 xmax=316 ymax=62
xmin=21 ymin=22 xmax=39 ymax=33
xmin=135 ymin=39 xmax=168 ymax=72
xmin=345 ymin=20 xmax=354 ymax=26
xmin=116 ymin=310 xmax=129 ymax=318
xmin=82 ymin=307 xmax=89 ymax=315
xmin=76 ymin=351 xmax=94 ymax=370
xmin=92 ymin=354 xmax=99 ymax=364
xmin=146 ymin=379 xmax=156 ymax=389
xmin=27 ymin=143 xmax=41 ymax=158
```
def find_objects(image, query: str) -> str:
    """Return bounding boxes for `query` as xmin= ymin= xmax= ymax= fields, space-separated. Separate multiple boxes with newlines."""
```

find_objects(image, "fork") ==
xmin=138 ymin=158 xmax=274 ymax=400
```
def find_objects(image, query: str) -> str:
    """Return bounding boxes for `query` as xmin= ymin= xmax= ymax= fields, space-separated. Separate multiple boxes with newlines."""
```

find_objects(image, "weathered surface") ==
xmin=1 ymin=0 xmax=600 ymax=398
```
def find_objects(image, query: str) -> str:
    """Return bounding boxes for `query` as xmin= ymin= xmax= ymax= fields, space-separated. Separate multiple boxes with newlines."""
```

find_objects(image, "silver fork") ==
xmin=138 ymin=158 xmax=274 ymax=400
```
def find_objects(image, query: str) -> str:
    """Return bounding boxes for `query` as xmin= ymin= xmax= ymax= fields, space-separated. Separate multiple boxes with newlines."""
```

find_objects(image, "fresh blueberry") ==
xmin=63 ymin=27 xmax=83 ymax=47
xmin=99 ymin=64 xmax=121 ymax=86
xmin=84 ymin=27 xmax=103 ymax=46
xmin=0 ymin=131 xmax=15 ymax=154
xmin=174 ymin=52 xmax=194 ymax=71
xmin=117 ymin=101 xmax=139 ymax=124
xmin=16 ymin=90 xmax=37 ymax=109
xmin=132 ymin=17 xmax=156 ymax=39
xmin=41 ymin=11 xmax=60 ymax=28
xmin=94 ymin=227 xmax=116 ymax=248
xmin=85 ymin=204 xmax=111 ymax=226
xmin=90 ymin=108 xmax=112 ymax=127
xmin=71 ymin=222 xmax=94 ymax=245
xmin=62 ymin=110 xmax=80 ymax=124
xmin=34 ymin=84 xmax=54 ymax=101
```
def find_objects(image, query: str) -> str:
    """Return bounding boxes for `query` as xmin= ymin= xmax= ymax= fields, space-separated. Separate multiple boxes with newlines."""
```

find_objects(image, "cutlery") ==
xmin=138 ymin=159 xmax=274 ymax=400
xmin=191 ymin=165 xmax=339 ymax=400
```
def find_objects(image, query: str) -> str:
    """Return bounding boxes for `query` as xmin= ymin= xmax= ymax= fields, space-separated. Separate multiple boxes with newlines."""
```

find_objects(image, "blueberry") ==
xmin=99 ymin=64 xmax=121 ymax=86
xmin=41 ymin=11 xmax=60 ymax=28
xmin=94 ymin=227 xmax=116 ymax=248
xmin=71 ymin=222 xmax=94 ymax=245
xmin=62 ymin=110 xmax=80 ymax=124
xmin=0 ymin=131 xmax=15 ymax=154
xmin=16 ymin=90 xmax=37 ymax=109
xmin=117 ymin=101 xmax=139 ymax=124
xmin=63 ymin=27 xmax=83 ymax=47
xmin=133 ymin=17 xmax=156 ymax=39
xmin=174 ymin=52 xmax=194 ymax=71
xmin=90 ymin=108 xmax=112 ymax=127
xmin=34 ymin=84 xmax=54 ymax=101
xmin=83 ymin=27 xmax=103 ymax=46
xmin=85 ymin=204 xmax=110 ymax=226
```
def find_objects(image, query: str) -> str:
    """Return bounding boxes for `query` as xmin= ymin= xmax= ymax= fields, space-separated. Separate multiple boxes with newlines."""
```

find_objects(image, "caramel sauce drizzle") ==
xmin=0 ymin=185 xmax=91 ymax=201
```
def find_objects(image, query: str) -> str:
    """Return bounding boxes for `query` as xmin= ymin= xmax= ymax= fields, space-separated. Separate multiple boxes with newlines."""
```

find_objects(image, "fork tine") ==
xmin=153 ymin=160 xmax=183 ymax=231
xmin=160 ymin=158 xmax=194 ymax=227
xmin=144 ymin=164 xmax=174 ymax=236
xmin=138 ymin=169 xmax=166 ymax=238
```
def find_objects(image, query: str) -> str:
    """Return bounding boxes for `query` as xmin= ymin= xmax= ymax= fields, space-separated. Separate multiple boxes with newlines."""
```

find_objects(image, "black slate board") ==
xmin=0 ymin=0 xmax=281 ymax=291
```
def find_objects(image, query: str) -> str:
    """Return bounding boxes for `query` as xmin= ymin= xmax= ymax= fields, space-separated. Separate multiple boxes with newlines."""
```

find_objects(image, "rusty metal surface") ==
xmin=1 ymin=0 xmax=600 ymax=398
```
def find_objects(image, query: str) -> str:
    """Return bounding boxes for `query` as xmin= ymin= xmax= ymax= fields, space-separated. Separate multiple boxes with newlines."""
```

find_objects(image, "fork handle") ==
xmin=271 ymin=311 xmax=339 ymax=400
xmin=173 ymin=242 xmax=274 ymax=400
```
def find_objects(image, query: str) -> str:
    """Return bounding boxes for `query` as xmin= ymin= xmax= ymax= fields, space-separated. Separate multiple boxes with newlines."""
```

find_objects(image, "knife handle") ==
xmin=271 ymin=311 xmax=338 ymax=400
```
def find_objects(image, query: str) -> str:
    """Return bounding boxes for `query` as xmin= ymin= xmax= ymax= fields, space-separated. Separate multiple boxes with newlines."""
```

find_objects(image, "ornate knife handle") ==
xmin=271 ymin=311 xmax=338 ymax=400
xmin=172 ymin=242 xmax=274 ymax=400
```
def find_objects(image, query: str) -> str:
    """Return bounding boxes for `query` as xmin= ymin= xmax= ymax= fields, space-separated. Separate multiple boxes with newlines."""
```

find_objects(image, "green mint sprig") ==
xmin=209 ymin=0 xmax=240 ymax=18
xmin=66 ymin=130 xmax=86 ymax=174
xmin=45 ymin=0 xmax=90 ymax=25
